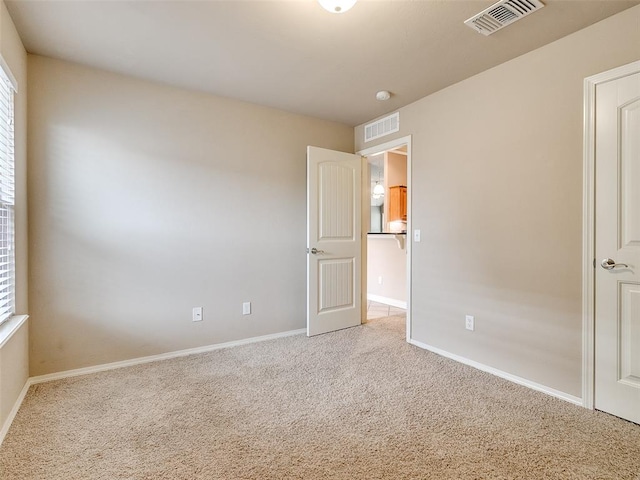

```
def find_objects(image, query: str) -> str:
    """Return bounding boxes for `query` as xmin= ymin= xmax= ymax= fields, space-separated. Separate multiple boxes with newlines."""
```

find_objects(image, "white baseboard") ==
xmin=408 ymin=338 xmax=583 ymax=407
xmin=367 ymin=294 xmax=407 ymax=309
xmin=30 ymin=328 xmax=306 ymax=385
xmin=0 ymin=378 xmax=31 ymax=446
xmin=2 ymin=328 xmax=584 ymax=448
xmin=0 ymin=327 xmax=306 ymax=447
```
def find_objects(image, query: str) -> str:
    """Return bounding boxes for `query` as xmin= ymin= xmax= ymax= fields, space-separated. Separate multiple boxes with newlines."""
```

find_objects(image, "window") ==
xmin=0 ymin=65 xmax=15 ymax=325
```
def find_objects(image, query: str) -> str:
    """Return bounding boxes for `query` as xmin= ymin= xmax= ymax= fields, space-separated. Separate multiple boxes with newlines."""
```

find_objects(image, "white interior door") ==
xmin=594 ymin=71 xmax=640 ymax=424
xmin=307 ymin=146 xmax=362 ymax=336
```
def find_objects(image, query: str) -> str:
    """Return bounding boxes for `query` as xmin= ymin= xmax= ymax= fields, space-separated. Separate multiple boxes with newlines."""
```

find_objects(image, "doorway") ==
xmin=358 ymin=136 xmax=412 ymax=342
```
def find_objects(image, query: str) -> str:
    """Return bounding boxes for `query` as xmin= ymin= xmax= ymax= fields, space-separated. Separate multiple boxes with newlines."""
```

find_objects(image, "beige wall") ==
xmin=367 ymin=236 xmax=406 ymax=304
xmin=356 ymin=6 xmax=640 ymax=398
xmin=28 ymin=55 xmax=353 ymax=376
xmin=0 ymin=1 xmax=28 ymax=434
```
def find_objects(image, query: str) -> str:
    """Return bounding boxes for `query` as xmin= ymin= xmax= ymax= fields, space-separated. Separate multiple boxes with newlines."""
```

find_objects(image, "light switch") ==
xmin=414 ymin=229 xmax=421 ymax=242
xmin=242 ymin=302 xmax=251 ymax=315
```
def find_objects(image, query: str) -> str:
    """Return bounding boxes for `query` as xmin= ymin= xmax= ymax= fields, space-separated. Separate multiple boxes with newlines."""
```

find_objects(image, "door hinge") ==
xmin=593 ymin=258 xmax=596 ymax=268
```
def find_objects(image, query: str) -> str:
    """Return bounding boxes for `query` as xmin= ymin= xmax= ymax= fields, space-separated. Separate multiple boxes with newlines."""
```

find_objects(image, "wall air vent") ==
xmin=364 ymin=112 xmax=399 ymax=143
xmin=464 ymin=0 xmax=545 ymax=36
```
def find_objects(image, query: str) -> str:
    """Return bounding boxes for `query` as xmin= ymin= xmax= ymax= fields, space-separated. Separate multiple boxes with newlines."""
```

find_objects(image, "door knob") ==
xmin=601 ymin=258 xmax=629 ymax=270
xmin=308 ymin=247 xmax=325 ymax=255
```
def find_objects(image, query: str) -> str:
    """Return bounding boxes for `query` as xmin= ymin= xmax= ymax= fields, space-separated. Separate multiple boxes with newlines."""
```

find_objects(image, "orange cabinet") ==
xmin=388 ymin=185 xmax=407 ymax=221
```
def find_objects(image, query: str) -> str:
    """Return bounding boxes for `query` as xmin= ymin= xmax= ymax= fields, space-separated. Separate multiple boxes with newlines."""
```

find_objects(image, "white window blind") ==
xmin=0 ymin=66 xmax=15 ymax=325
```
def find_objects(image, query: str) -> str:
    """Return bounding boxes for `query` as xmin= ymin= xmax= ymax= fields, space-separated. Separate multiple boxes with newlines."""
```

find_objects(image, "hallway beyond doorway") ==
xmin=367 ymin=300 xmax=406 ymax=320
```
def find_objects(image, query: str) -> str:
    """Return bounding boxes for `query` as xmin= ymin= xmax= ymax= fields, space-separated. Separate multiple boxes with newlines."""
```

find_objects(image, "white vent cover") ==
xmin=364 ymin=112 xmax=399 ymax=143
xmin=464 ymin=0 xmax=545 ymax=36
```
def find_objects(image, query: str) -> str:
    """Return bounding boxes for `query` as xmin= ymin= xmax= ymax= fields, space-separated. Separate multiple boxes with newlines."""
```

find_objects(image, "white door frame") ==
xmin=357 ymin=135 xmax=412 ymax=342
xmin=582 ymin=60 xmax=640 ymax=409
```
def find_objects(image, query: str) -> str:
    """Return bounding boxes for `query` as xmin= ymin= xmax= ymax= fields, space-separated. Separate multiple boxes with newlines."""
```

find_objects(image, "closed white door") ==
xmin=594 ymin=71 xmax=640 ymax=424
xmin=307 ymin=146 xmax=362 ymax=336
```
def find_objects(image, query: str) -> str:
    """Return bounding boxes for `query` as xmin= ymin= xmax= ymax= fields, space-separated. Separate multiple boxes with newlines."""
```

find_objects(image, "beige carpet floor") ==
xmin=1 ymin=316 xmax=639 ymax=480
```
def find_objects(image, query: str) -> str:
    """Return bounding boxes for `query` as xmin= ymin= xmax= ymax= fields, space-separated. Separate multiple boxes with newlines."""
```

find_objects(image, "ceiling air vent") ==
xmin=364 ymin=112 xmax=399 ymax=143
xmin=464 ymin=0 xmax=545 ymax=36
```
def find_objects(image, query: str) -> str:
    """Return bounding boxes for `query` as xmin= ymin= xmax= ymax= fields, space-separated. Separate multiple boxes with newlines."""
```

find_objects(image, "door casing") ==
xmin=582 ymin=60 xmax=640 ymax=409
xmin=358 ymin=135 xmax=412 ymax=343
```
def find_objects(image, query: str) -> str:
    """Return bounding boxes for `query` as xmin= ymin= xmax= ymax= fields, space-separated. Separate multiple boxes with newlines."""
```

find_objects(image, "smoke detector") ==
xmin=464 ymin=0 xmax=545 ymax=36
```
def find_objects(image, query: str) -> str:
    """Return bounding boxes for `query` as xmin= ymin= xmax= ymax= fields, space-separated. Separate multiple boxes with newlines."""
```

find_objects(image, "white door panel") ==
xmin=594 ymin=71 xmax=640 ymax=424
xmin=307 ymin=146 xmax=362 ymax=336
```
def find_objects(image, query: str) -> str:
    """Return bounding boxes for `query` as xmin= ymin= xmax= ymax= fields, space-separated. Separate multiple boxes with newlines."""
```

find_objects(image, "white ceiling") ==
xmin=6 ymin=0 xmax=639 ymax=126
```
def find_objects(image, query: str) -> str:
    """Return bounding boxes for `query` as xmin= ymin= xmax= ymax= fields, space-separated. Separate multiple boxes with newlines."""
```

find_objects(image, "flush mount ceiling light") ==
xmin=376 ymin=90 xmax=391 ymax=101
xmin=318 ymin=0 xmax=357 ymax=14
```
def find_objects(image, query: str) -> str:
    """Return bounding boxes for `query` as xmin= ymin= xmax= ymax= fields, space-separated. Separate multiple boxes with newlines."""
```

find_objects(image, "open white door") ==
xmin=307 ymin=146 xmax=362 ymax=337
xmin=594 ymin=70 xmax=640 ymax=424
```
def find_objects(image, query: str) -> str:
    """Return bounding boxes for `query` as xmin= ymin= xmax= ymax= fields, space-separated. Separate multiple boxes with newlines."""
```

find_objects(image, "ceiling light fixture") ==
xmin=318 ymin=0 xmax=357 ymax=14
xmin=372 ymin=182 xmax=385 ymax=198
xmin=376 ymin=90 xmax=391 ymax=101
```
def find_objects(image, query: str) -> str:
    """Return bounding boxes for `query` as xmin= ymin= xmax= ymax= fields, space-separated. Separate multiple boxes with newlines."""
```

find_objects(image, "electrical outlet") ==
xmin=192 ymin=307 xmax=203 ymax=322
xmin=378 ymin=276 xmax=383 ymax=285
xmin=465 ymin=315 xmax=474 ymax=331
xmin=242 ymin=302 xmax=251 ymax=315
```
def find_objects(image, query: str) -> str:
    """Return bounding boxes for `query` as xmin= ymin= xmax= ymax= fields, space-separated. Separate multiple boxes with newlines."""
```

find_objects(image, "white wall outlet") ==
xmin=378 ymin=275 xmax=383 ymax=285
xmin=414 ymin=229 xmax=421 ymax=242
xmin=465 ymin=315 xmax=474 ymax=331
xmin=192 ymin=307 xmax=203 ymax=322
xmin=242 ymin=302 xmax=251 ymax=315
